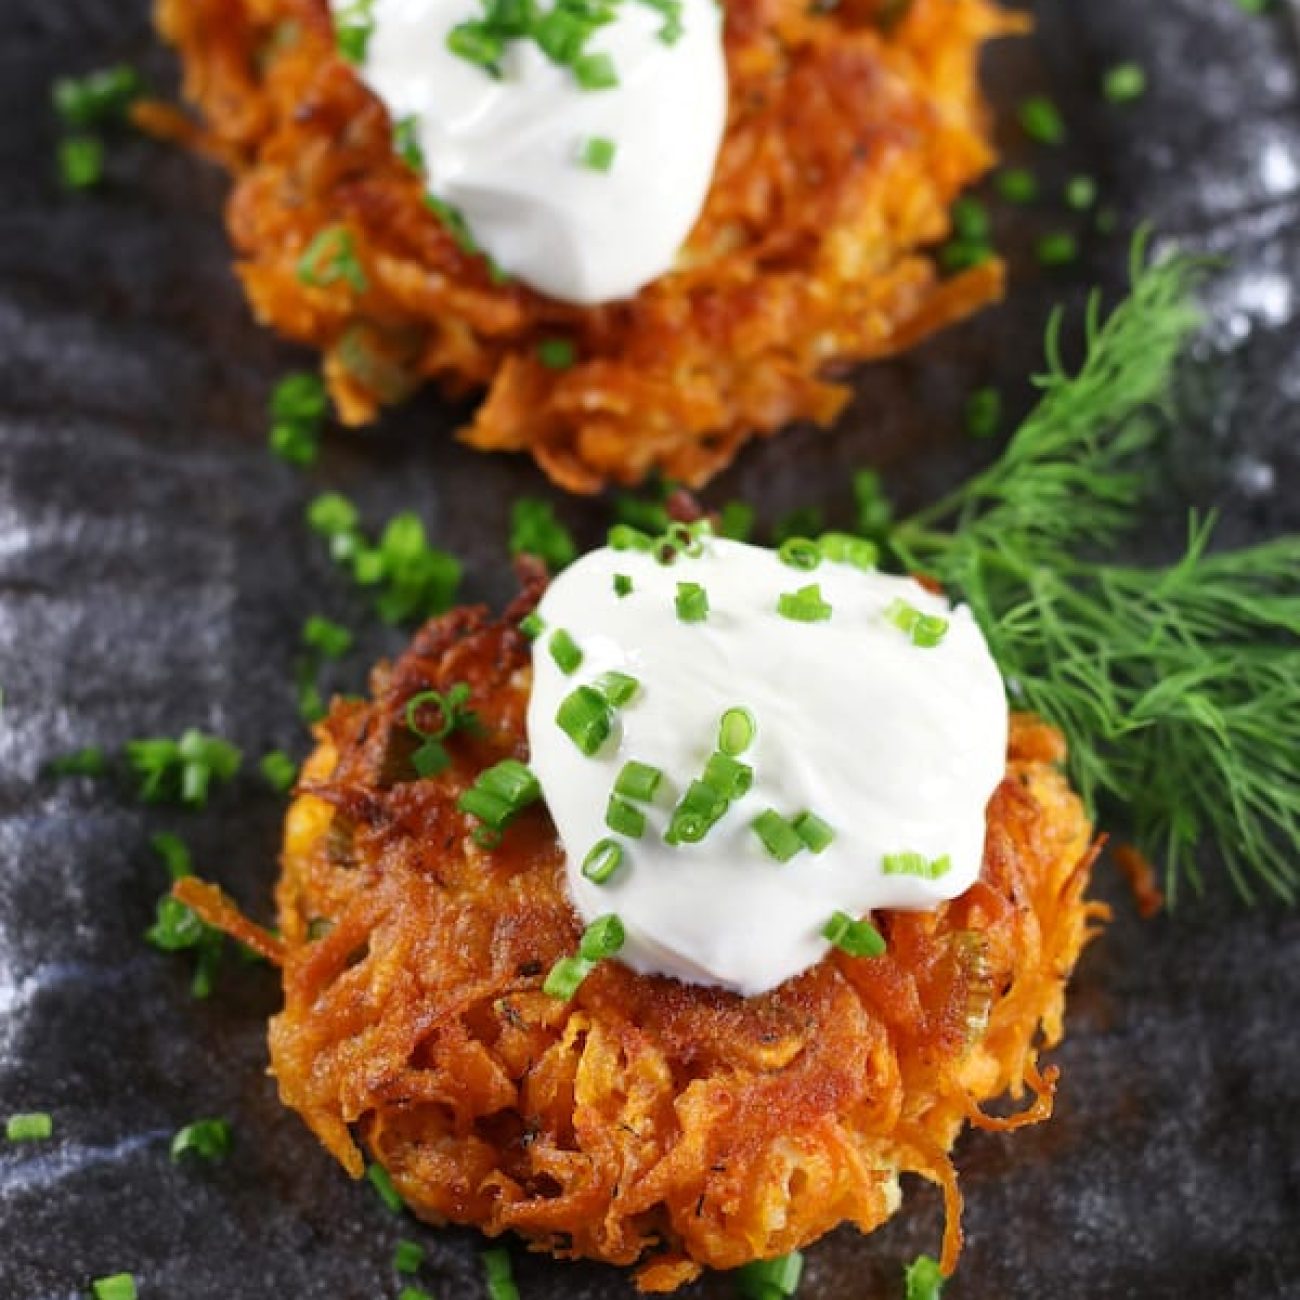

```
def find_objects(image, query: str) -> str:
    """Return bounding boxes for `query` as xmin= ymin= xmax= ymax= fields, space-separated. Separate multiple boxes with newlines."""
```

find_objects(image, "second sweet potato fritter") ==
xmin=245 ymin=594 xmax=1103 ymax=1291
xmin=151 ymin=0 xmax=1018 ymax=490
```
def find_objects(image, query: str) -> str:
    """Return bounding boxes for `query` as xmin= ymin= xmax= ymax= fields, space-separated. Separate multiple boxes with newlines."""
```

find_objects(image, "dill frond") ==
xmin=893 ymin=238 xmax=1300 ymax=904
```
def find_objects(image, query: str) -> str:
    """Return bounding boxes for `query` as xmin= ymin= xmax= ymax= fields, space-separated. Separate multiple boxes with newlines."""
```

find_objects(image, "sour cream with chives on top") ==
xmin=525 ymin=527 xmax=1010 ymax=997
xmin=328 ymin=0 xmax=728 ymax=304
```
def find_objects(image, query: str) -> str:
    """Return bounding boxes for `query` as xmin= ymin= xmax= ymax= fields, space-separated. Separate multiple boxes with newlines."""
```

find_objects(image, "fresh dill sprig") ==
xmin=891 ymin=236 xmax=1300 ymax=905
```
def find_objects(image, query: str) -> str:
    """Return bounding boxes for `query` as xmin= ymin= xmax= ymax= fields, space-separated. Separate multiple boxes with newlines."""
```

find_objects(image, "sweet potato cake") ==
xmin=189 ymin=586 xmax=1103 ymax=1291
xmin=150 ymin=0 xmax=1018 ymax=491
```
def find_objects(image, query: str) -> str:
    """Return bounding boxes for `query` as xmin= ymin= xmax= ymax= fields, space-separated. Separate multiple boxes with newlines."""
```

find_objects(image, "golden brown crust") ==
xmin=262 ymin=602 xmax=1104 ymax=1289
xmin=153 ymin=0 xmax=1022 ymax=491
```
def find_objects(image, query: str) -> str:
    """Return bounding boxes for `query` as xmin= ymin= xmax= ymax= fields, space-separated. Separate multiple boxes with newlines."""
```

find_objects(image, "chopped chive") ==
xmin=904 ymin=1253 xmax=945 ymax=1300
xmin=52 ymin=65 xmax=143 ymax=128
xmin=399 ymin=1290 xmax=435 ymax=1300
xmin=447 ymin=19 xmax=505 ymax=71
xmin=675 ymin=581 xmax=709 ymax=623
xmin=394 ymin=1239 xmax=426 ymax=1275
xmin=751 ymin=810 xmax=804 ymax=863
xmin=510 ymin=497 xmax=577 ymax=572
xmin=296 ymin=226 xmax=368 ymax=292
xmin=393 ymin=116 xmax=426 ymax=173
xmin=556 ymin=685 xmax=613 ymax=755
xmin=574 ymin=51 xmax=618 ymax=90
xmin=47 ymin=746 xmax=108 ymax=777
xmin=580 ymin=136 xmax=617 ymax=172
xmin=335 ymin=0 xmax=378 ymax=61
xmin=593 ymin=671 xmax=639 ymax=708
xmin=614 ymin=760 xmax=663 ymax=803
xmin=584 ymin=835 xmax=627 ymax=880
xmin=548 ymin=629 xmax=583 ymax=675
xmin=995 ymin=167 xmax=1038 ymax=204
xmin=126 ymin=729 xmax=242 ymax=807
xmin=1103 ymin=62 xmax=1146 ymax=103
xmin=59 ymin=135 xmax=104 ymax=190
xmin=1018 ymin=95 xmax=1067 ymax=145
xmin=170 ymin=1117 xmax=232 ymax=1162
xmin=91 ymin=1276 xmax=137 ymax=1300
xmin=951 ymin=195 xmax=991 ymax=244
xmin=543 ymin=954 xmax=590 ymax=999
xmin=939 ymin=238 xmax=992 ymax=275
xmin=853 ymin=469 xmax=892 ymax=537
xmin=537 ymin=338 xmax=576 ymax=370
xmin=736 ymin=1251 xmax=805 ymax=1299
xmin=412 ymin=740 xmax=450 ymax=777
xmin=307 ymin=491 xmax=359 ymax=537
xmin=885 ymin=598 xmax=949 ymax=647
xmin=816 ymin=532 xmax=878 ymax=571
xmin=519 ymin=612 xmax=545 ymax=639
xmin=150 ymin=832 xmax=192 ymax=882
xmin=777 ymin=537 xmax=822 ymax=571
xmin=458 ymin=758 xmax=542 ymax=829
xmin=701 ymin=752 xmax=753 ymax=800
xmin=367 ymin=1161 xmax=404 ymax=1212
xmin=579 ymin=913 xmax=625 ymax=961
xmin=608 ymin=523 xmax=654 ymax=551
xmin=822 ymin=910 xmax=886 ymax=958
xmin=964 ymin=387 xmax=1001 ymax=439
xmin=777 ymin=583 xmax=832 ymax=623
xmin=303 ymin=614 xmax=352 ymax=659
xmin=613 ymin=573 xmax=633 ymax=598
xmin=665 ymin=780 xmax=728 ymax=845
xmin=1066 ymin=175 xmax=1098 ymax=211
xmin=1233 ymin=0 xmax=1272 ymax=10
xmin=482 ymin=1246 xmax=521 ymax=1300
xmin=1036 ymin=231 xmax=1079 ymax=267
xmin=883 ymin=851 xmax=952 ymax=879
xmin=260 ymin=750 xmax=297 ymax=793
xmin=792 ymin=811 xmax=835 ymax=854
xmin=6 ymin=1112 xmax=53 ymax=1142
xmin=718 ymin=500 xmax=755 ymax=541
xmin=605 ymin=796 xmax=645 ymax=839
xmin=718 ymin=707 xmax=756 ymax=757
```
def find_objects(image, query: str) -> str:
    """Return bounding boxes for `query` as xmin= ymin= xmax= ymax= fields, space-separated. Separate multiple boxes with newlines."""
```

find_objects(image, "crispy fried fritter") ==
xmin=255 ymin=596 xmax=1103 ymax=1290
xmin=149 ymin=0 xmax=1021 ymax=491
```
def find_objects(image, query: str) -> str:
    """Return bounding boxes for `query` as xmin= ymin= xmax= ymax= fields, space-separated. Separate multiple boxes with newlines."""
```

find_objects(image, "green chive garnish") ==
xmin=736 ymin=1251 xmax=805 ymax=1299
xmin=995 ymin=168 xmax=1038 ymax=204
xmin=614 ymin=760 xmax=663 ymax=802
xmin=556 ymin=685 xmax=613 ymax=755
xmin=903 ymin=1253 xmax=945 ymax=1300
xmin=543 ymin=954 xmax=589 ymax=1000
xmin=260 ymin=749 xmax=297 ymax=794
xmin=1066 ymin=175 xmax=1098 ymax=211
xmin=399 ymin=1289 xmax=435 ymax=1300
xmin=718 ymin=707 xmax=756 ymax=757
xmin=1036 ymin=231 xmax=1079 ymax=267
xmin=509 ymin=497 xmax=576 ymax=572
xmin=605 ymin=796 xmax=646 ymax=839
xmin=718 ymin=500 xmax=755 ymax=541
xmin=394 ymin=1239 xmax=426 ymax=1274
xmin=574 ymin=51 xmax=618 ymax=90
xmin=675 ymin=581 xmax=709 ymax=623
xmin=537 ymin=338 xmax=576 ymax=370
xmin=883 ymin=851 xmax=952 ymax=879
xmin=47 ymin=746 xmax=108 ymax=777
xmin=170 ymin=1117 xmax=231 ymax=1162
xmin=367 ymin=1161 xmax=404 ymax=1212
xmin=1103 ymin=62 xmax=1146 ymax=104
xmin=608 ymin=524 xmax=654 ymax=551
xmin=91 ymin=1275 xmax=137 ymax=1300
xmin=951 ymin=195 xmax=990 ymax=244
xmin=965 ymin=387 xmax=1001 ymax=439
xmin=53 ymin=65 xmax=143 ymax=128
xmin=751 ymin=810 xmax=803 ymax=863
xmin=777 ymin=584 xmax=832 ymax=623
xmin=543 ymin=915 xmax=624 ymax=999
xmin=297 ymin=226 xmax=368 ymax=292
xmin=59 ymin=135 xmax=104 ymax=189
xmin=1018 ymin=95 xmax=1066 ymax=145
xmin=593 ymin=671 xmax=639 ymax=708
xmin=335 ymin=0 xmax=378 ymax=61
xmin=549 ymin=628 xmax=583 ymax=674
xmin=581 ymin=136 xmax=617 ymax=172
xmin=303 ymin=614 xmax=352 ymax=660
xmin=6 ymin=1112 xmax=53 ymax=1142
xmin=482 ymin=1247 xmax=521 ymax=1300
xmin=793 ymin=811 xmax=835 ymax=854
xmin=701 ymin=752 xmax=753 ymax=801
xmin=665 ymin=780 xmax=728 ymax=844
xmin=458 ymin=758 xmax=542 ymax=830
xmin=613 ymin=573 xmax=633 ymax=598
xmin=777 ymin=537 xmax=822 ymax=571
xmin=885 ymin=599 xmax=949 ymax=647
xmin=584 ymin=835 xmax=627 ymax=880
xmin=822 ymin=910 xmax=886 ymax=957
xmin=519 ymin=612 xmax=545 ymax=639
xmin=816 ymin=532 xmax=878 ymax=571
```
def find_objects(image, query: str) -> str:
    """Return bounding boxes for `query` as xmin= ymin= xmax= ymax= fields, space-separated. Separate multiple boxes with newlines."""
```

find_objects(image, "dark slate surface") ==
xmin=2 ymin=2 xmax=1299 ymax=1298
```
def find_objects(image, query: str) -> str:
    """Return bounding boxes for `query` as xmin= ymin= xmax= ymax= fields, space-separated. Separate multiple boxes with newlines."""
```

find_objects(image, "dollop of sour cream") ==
xmin=526 ymin=535 xmax=1009 ymax=997
xmin=330 ymin=0 xmax=727 ymax=304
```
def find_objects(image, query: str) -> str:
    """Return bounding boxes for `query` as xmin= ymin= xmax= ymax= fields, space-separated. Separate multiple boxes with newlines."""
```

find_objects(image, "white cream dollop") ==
xmin=329 ymin=0 xmax=727 ymax=304
xmin=525 ymin=536 xmax=1010 ymax=997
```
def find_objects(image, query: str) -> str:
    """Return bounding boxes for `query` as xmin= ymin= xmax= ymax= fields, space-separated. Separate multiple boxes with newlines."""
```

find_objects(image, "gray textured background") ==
xmin=2 ymin=1 xmax=1299 ymax=1297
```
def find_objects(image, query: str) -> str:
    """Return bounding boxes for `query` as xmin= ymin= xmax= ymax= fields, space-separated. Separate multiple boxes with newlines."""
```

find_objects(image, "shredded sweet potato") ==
xmin=211 ymin=595 xmax=1107 ymax=1289
xmin=152 ymin=0 xmax=1022 ymax=491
